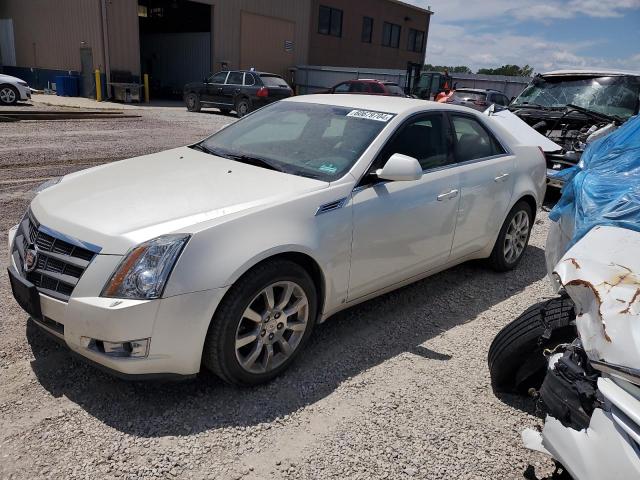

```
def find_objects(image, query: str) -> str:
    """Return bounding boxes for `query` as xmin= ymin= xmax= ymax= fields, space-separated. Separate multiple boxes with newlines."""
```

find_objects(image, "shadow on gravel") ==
xmin=27 ymin=245 xmax=546 ymax=437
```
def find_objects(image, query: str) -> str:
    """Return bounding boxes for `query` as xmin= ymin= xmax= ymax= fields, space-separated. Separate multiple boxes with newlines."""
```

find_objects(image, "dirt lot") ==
xmin=0 ymin=101 xmax=557 ymax=480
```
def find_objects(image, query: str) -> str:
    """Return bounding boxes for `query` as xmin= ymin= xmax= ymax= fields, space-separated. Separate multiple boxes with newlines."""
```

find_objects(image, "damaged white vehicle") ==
xmin=489 ymin=114 xmax=640 ymax=479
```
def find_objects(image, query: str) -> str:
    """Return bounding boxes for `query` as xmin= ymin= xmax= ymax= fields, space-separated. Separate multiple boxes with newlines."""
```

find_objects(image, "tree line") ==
xmin=424 ymin=64 xmax=535 ymax=77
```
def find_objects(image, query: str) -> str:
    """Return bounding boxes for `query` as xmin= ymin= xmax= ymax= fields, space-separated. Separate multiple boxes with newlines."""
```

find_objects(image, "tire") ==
xmin=235 ymin=98 xmax=251 ymax=118
xmin=0 ymin=85 xmax=19 ymax=105
xmin=202 ymin=259 xmax=317 ymax=386
xmin=185 ymin=93 xmax=201 ymax=112
xmin=488 ymin=200 xmax=533 ymax=271
xmin=219 ymin=108 xmax=231 ymax=115
xmin=488 ymin=295 xmax=576 ymax=394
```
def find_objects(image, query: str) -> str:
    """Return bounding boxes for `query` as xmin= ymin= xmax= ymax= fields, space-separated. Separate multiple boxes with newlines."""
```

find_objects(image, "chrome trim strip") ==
xmin=315 ymin=197 xmax=348 ymax=216
xmin=592 ymin=360 xmax=640 ymax=387
xmin=36 ymin=223 xmax=102 ymax=253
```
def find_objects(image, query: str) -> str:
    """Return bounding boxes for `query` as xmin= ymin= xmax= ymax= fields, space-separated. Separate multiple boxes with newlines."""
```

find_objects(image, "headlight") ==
xmin=101 ymin=234 xmax=190 ymax=299
xmin=34 ymin=177 xmax=62 ymax=193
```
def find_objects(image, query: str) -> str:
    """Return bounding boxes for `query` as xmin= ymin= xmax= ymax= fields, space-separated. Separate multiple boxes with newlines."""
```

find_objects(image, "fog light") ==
xmin=82 ymin=337 xmax=150 ymax=358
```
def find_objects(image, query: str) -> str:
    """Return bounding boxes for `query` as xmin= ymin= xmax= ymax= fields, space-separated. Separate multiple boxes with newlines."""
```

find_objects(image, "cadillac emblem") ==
xmin=23 ymin=244 xmax=38 ymax=273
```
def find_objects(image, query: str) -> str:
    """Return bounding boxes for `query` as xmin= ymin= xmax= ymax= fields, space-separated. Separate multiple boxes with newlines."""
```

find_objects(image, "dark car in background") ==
xmin=445 ymin=88 xmax=510 ymax=111
xmin=184 ymin=70 xmax=293 ymax=117
xmin=325 ymin=79 xmax=407 ymax=97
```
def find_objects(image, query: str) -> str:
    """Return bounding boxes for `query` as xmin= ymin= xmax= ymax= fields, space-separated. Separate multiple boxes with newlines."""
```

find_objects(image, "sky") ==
xmin=402 ymin=0 xmax=640 ymax=73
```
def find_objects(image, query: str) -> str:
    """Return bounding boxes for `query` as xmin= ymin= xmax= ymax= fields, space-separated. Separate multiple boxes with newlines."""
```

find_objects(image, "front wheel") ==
xmin=185 ymin=93 xmax=201 ymax=112
xmin=0 ymin=85 xmax=18 ymax=105
xmin=202 ymin=259 xmax=317 ymax=386
xmin=488 ymin=201 xmax=533 ymax=271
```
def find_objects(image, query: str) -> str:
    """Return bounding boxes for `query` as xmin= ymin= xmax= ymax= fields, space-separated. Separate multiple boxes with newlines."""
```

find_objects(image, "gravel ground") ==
xmin=0 ymin=101 xmax=558 ymax=480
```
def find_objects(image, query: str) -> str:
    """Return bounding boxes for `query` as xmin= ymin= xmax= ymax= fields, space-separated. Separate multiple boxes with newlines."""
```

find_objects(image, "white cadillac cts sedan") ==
xmin=8 ymin=95 xmax=546 ymax=385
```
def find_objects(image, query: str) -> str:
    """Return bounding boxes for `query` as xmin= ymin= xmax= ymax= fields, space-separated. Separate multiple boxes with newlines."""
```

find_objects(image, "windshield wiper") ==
xmin=565 ymin=103 xmax=624 ymax=124
xmin=208 ymin=147 xmax=286 ymax=173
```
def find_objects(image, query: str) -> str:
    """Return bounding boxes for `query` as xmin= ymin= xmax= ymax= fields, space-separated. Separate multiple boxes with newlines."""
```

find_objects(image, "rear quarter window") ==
xmin=260 ymin=75 xmax=290 ymax=88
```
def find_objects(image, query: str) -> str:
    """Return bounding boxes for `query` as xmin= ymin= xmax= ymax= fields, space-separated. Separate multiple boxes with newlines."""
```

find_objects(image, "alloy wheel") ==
xmin=504 ymin=211 xmax=529 ymax=263
xmin=235 ymin=281 xmax=309 ymax=374
xmin=0 ymin=87 xmax=16 ymax=104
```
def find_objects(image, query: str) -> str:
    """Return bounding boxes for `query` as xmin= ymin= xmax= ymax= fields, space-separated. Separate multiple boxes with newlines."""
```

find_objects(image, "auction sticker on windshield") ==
xmin=346 ymin=110 xmax=394 ymax=122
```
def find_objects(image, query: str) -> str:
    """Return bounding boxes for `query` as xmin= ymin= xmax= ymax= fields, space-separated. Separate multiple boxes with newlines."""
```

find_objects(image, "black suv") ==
xmin=184 ymin=70 xmax=293 ymax=117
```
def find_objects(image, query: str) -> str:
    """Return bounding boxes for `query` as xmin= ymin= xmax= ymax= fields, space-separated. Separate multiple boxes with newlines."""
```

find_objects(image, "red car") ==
xmin=325 ymin=79 xmax=407 ymax=97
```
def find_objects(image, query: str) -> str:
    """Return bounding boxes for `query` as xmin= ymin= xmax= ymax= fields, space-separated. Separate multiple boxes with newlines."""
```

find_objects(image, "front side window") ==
xmin=407 ymin=29 xmax=425 ymax=52
xmin=382 ymin=22 xmax=401 ymax=48
xmin=333 ymin=82 xmax=350 ymax=93
xmin=380 ymin=114 xmax=452 ymax=171
xmin=362 ymin=16 xmax=373 ymax=43
xmin=350 ymin=82 xmax=368 ymax=93
xmin=209 ymin=71 xmax=228 ymax=84
xmin=226 ymin=72 xmax=244 ymax=85
xmin=451 ymin=115 xmax=505 ymax=162
xmin=200 ymin=102 xmax=392 ymax=181
xmin=318 ymin=5 xmax=343 ymax=37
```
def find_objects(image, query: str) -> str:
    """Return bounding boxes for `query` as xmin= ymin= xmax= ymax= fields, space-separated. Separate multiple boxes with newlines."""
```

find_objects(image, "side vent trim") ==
xmin=315 ymin=197 xmax=348 ymax=216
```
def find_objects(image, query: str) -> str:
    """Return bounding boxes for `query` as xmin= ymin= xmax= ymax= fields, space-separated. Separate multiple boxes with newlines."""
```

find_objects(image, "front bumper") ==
xmin=8 ymin=225 xmax=227 ymax=377
xmin=16 ymin=83 xmax=31 ymax=101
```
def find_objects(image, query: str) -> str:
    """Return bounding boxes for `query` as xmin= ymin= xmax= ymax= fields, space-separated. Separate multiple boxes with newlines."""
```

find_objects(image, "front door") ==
xmin=220 ymin=71 xmax=244 ymax=106
xmin=348 ymin=113 xmax=460 ymax=301
xmin=203 ymin=71 xmax=228 ymax=103
xmin=448 ymin=113 xmax=515 ymax=258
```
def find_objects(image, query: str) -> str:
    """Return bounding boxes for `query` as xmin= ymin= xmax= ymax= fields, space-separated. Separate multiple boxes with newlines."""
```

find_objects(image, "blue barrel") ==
xmin=56 ymin=75 xmax=79 ymax=96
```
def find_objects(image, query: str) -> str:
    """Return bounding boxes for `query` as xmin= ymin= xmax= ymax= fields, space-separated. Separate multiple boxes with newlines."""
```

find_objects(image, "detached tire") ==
xmin=488 ymin=296 xmax=576 ymax=394
xmin=185 ymin=93 xmax=201 ymax=112
xmin=202 ymin=259 xmax=317 ymax=386
xmin=488 ymin=201 xmax=533 ymax=271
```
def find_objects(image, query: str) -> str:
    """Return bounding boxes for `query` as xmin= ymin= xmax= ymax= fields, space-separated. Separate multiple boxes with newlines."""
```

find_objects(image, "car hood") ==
xmin=0 ymin=74 xmax=26 ymax=84
xmin=30 ymin=146 xmax=328 ymax=254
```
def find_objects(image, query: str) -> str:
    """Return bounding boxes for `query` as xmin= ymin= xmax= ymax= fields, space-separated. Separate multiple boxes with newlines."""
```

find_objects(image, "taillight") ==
xmin=257 ymin=87 xmax=269 ymax=98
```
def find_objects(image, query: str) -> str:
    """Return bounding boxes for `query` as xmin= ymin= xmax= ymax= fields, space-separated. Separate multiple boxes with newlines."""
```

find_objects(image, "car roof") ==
xmin=284 ymin=94 xmax=474 ymax=115
xmin=224 ymin=70 xmax=281 ymax=76
xmin=542 ymin=69 xmax=640 ymax=77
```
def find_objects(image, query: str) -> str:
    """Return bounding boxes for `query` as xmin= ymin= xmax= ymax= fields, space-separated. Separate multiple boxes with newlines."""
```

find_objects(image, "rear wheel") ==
xmin=235 ymin=98 xmax=251 ymax=117
xmin=202 ymin=259 xmax=317 ymax=386
xmin=488 ymin=201 xmax=533 ymax=271
xmin=0 ymin=85 xmax=18 ymax=105
xmin=488 ymin=296 xmax=576 ymax=394
xmin=185 ymin=93 xmax=201 ymax=112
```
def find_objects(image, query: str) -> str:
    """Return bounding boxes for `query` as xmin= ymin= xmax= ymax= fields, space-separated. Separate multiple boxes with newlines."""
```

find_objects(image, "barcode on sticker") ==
xmin=346 ymin=110 xmax=394 ymax=122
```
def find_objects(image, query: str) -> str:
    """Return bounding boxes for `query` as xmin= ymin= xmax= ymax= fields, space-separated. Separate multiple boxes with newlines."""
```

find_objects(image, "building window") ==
xmin=408 ymin=28 xmax=425 ymax=52
xmin=382 ymin=22 xmax=401 ymax=48
xmin=318 ymin=5 xmax=343 ymax=37
xmin=362 ymin=16 xmax=373 ymax=43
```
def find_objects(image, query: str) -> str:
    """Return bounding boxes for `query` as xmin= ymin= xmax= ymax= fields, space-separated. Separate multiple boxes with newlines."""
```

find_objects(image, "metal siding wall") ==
xmin=200 ymin=0 xmax=310 ymax=71
xmin=0 ymin=0 xmax=105 ymax=72
xmin=106 ymin=0 xmax=140 ymax=76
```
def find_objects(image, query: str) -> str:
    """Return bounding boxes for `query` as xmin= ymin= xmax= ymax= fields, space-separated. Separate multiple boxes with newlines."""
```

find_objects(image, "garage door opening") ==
xmin=138 ymin=0 xmax=212 ymax=99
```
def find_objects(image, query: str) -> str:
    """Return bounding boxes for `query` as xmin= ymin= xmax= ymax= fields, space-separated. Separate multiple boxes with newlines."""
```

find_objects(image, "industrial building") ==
xmin=0 ymin=0 xmax=431 ymax=98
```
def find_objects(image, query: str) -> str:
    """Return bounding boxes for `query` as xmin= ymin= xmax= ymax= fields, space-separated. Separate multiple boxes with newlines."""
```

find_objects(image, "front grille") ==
xmin=11 ymin=211 xmax=100 ymax=302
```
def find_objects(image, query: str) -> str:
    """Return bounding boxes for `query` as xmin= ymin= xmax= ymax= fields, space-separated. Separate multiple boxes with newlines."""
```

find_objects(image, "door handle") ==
xmin=437 ymin=189 xmax=459 ymax=201
xmin=494 ymin=173 xmax=510 ymax=182
xmin=217 ymin=88 xmax=223 ymax=93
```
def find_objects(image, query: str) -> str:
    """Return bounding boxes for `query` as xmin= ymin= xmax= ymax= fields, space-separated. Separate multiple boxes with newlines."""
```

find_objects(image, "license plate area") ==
xmin=8 ymin=266 xmax=42 ymax=319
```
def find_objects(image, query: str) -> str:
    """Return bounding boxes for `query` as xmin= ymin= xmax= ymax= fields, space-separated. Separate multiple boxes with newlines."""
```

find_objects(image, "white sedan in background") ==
xmin=8 ymin=95 xmax=546 ymax=385
xmin=0 ymin=73 xmax=31 ymax=105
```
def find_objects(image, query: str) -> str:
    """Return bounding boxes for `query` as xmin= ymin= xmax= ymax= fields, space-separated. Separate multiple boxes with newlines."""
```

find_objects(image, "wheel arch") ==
xmin=515 ymin=193 xmax=538 ymax=222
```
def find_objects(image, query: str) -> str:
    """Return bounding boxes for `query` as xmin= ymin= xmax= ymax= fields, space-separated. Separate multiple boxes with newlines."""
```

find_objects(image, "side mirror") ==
xmin=376 ymin=153 xmax=422 ymax=182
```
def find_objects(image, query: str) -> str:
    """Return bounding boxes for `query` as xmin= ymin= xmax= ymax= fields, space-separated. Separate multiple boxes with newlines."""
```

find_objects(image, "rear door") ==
xmin=448 ymin=113 xmax=515 ymax=258
xmin=220 ymin=71 xmax=244 ymax=107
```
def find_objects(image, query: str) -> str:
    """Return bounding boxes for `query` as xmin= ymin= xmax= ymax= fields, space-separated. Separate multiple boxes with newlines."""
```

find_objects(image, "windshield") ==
xmin=452 ymin=91 xmax=485 ymax=101
xmin=512 ymin=75 xmax=640 ymax=118
xmin=200 ymin=102 xmax=393 ymax=181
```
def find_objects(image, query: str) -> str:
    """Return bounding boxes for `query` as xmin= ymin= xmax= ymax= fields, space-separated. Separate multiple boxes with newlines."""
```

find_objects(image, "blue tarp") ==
xmin=549 ymin=114 xmax=640 ymax=246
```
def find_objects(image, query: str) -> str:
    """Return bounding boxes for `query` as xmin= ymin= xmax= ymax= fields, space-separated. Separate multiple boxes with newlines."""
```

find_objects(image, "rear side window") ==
xmin=370 ymin=83 xmax=385 ymax=94
xmin=451 ymin=115 xmax=505 ymax=162
xmin=385 ymin=85 xmax=405 ymax=96
xmin=350 ymin=82 xmax=368 ymax=93
xmin=260 ymin=75 xmax=290 ymax=88
xmin=226 ymin=72 xmax=244 ymax=85
xmin=243 ymin=73 xmax=256 ymax=86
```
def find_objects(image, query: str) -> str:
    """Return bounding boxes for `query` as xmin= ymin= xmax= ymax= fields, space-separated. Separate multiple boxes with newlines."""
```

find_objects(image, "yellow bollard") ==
xmin=95 ymin=69 xmax=102 ymax=102
xmin=144 ymin=73 xmax=150 ymax=103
